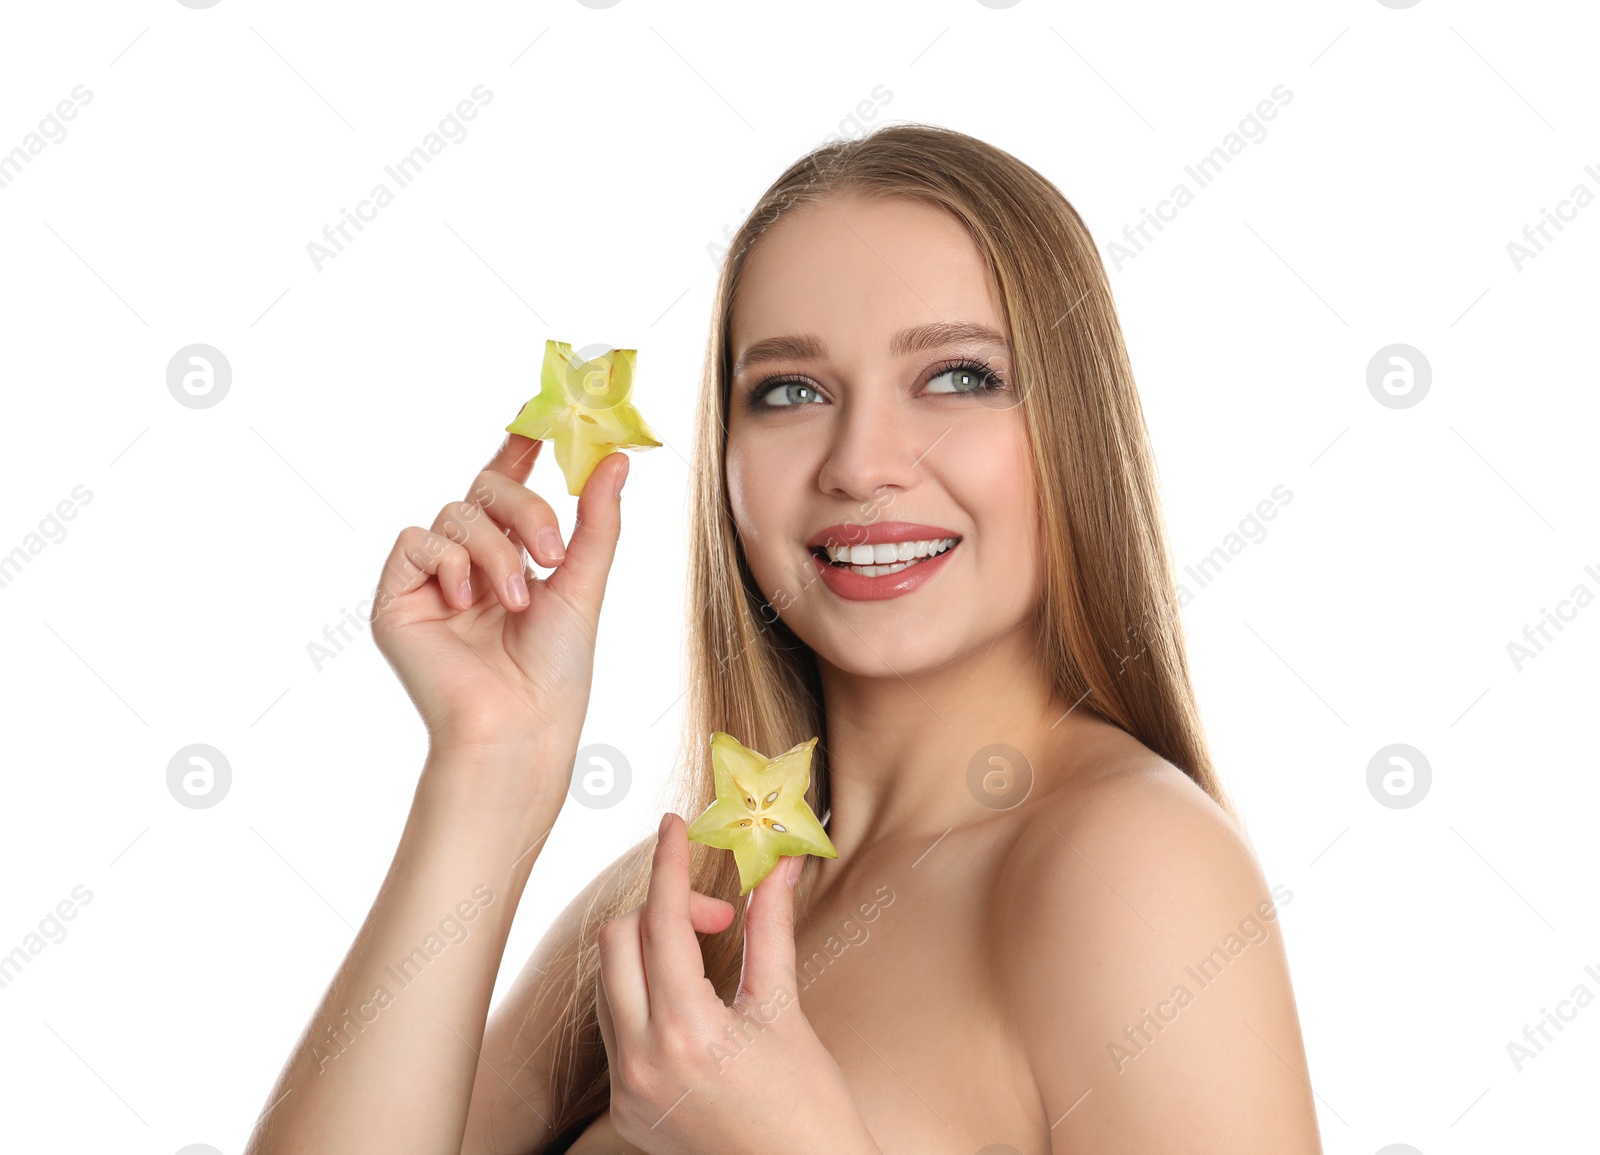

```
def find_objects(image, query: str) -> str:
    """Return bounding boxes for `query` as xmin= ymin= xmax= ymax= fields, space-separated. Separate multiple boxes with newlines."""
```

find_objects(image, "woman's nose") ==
xmin=815 ymin=386 xmax=930 ymax=505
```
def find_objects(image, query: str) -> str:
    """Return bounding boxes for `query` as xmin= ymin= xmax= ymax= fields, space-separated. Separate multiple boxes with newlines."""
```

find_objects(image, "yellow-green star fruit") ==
xmin=685 ymin=732 xmax=838 ymax=896
xmin=504 ymin=339 xmax=662 ymax=496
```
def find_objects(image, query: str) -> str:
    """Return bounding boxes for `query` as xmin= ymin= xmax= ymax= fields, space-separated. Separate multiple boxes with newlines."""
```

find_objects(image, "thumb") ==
xmin=546 ymin=451 xmax=629 ymax=618
xmin=738 ymin=855 xmax=801 ymax=1008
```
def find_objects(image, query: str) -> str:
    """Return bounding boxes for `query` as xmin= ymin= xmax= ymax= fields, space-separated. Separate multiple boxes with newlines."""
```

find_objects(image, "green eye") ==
xmin=924 ymin=361 xmax=1002 ymax=394
xmin=758 ymin=380 xmax=824 ymax=407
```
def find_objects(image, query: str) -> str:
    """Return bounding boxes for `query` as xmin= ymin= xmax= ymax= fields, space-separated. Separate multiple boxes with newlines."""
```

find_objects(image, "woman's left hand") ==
xmin=595 ymin=812 xmax=880 ymax=1155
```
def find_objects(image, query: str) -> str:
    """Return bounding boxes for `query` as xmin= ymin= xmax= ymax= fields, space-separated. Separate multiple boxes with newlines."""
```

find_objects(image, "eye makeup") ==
xmin=743 ymin=355 xmax=1010 ymax=411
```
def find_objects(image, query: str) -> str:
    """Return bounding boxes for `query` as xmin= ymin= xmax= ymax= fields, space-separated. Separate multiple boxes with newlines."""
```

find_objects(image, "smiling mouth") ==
xmin=809 ymin=536 xmax=961 ymax=577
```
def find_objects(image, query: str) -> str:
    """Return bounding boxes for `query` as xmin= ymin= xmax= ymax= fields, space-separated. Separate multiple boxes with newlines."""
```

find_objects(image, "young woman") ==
xmin=245 ymin=123 xmax=1323 ymax=1154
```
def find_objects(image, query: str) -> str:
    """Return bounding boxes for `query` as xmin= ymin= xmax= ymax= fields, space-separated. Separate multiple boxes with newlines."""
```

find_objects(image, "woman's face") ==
xmin=725 ymin=193 xmax=1042 ymax=678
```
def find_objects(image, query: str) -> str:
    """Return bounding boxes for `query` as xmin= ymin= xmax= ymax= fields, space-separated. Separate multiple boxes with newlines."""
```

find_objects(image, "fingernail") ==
xmin=536 ymin=526 xmax=565 ymax=562
xmin=658 ymin=812 xmax=672 ymax=838
xmin=785 ymin=857 xmax=802 ymax=888
xmin=506 ymin=571 xmax=529 ymax=607
xmin=614 ymin=456 xmax=630 ymax=498
xmin=457 ymin=579 xmax=472 ymax=607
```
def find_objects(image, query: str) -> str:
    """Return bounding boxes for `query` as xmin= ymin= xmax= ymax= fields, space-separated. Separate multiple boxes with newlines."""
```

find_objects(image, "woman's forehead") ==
xmin=728 ymin=197 xmax=1003 ymax=361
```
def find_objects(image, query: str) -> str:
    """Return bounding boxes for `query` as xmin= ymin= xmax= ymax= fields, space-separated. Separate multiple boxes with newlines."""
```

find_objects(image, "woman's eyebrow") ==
xmin=733 ymin=321 xmax=1010 ymax=377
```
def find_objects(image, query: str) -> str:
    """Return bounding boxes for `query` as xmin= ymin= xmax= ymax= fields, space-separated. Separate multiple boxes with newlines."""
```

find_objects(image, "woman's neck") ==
xmin=814 ymin=621 xmax=1106 ymax=858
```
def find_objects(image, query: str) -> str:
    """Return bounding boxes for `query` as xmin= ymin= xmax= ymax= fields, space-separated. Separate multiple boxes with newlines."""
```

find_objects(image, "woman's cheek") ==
xmin=726 ymin=472 xmax=783 ymax=603
xmin=983 ymin=429 xmax=1041 ymax=590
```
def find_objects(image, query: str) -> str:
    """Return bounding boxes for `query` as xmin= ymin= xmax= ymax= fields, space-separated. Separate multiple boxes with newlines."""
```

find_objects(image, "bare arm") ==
xmin=457 ymin=832 xmax=655 ymax=1154
xmin=243 ymin=744 xmax=566 ymax=1155
xmin=242 ymin=433 xmax=636 ymax=1154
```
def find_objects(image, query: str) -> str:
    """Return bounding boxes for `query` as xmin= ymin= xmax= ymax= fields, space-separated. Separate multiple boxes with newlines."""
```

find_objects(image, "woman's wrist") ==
xmin=413 ymin=737 xmax=572 ymax=846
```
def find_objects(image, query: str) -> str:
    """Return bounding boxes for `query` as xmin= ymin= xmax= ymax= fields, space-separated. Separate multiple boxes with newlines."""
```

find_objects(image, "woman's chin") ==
xmin=809 ymin=633 xmax=965 ymax=682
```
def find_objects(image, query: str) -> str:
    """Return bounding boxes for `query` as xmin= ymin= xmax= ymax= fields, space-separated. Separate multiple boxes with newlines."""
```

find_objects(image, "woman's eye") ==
xmin=924 ymin=365 xmax=994 ymax=394
xmin=758 ymin=380 xmax=824 ymax=407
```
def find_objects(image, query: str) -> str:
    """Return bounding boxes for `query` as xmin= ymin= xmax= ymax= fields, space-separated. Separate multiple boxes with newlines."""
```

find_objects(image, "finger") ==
xmin=482 ymin=433 xmax=543 ymax=486
xmin=640 ymin=813 xmax=716 ymax=1021
xmin=688 ymin=889 xmax=736 ymax=935
xmin=595 ymin=954 xmax=620 ymax=1070
xmin=596 ymin=908 xmax=650 ymax=1040
xmin=430 ymin=498 xmax=528 ymax=613
xmin=545 ymin=451 xmax=629 ymax=621
xmin=375 ymin=526 xmax=472 ymax=615
xmin=467 ymin=468 xmax=567 ymax=570
xmin=482 ymin=435 xmax=541 ymax=562
xmin=736 ymin=855 xmax=802 ymax=1007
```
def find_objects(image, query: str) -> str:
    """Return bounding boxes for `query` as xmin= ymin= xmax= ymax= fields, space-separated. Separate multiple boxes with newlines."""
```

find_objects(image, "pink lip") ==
xmin=808 ymin=538 xmax=960 ymax=602
xmin=804 ymin=521 xmax=961 ymax=549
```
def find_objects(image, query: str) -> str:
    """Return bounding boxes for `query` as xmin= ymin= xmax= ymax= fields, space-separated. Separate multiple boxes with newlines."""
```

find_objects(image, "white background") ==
xmin=1 ymin=1 xmax=1595 ymax=1152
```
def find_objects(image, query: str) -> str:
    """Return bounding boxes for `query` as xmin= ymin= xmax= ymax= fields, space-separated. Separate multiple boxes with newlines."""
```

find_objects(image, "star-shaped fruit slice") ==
xmin=685 ymin=732 xmax=838 ymax=895
xmin=504 ymin=339 xmax=662 ymax=496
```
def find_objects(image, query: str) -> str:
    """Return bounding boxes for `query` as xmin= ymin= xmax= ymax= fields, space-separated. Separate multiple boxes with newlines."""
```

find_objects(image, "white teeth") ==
xmin=819 ymin=537 xmax=957 ymax=571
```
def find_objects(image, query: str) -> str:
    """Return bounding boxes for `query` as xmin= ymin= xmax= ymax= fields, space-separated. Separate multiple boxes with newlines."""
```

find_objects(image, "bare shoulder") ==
xmin=1003 ymin=737 xmax=1259 ymax=914
xmin=992 ymin=735 xmax=1322 ymax=1152
xmin=460 ymin=831 xmax=653 ymax=1155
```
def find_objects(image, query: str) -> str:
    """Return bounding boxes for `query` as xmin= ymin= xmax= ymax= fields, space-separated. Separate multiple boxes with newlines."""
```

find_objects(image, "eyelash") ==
xmin=745 ymin=356 xmax=1009 ymax=410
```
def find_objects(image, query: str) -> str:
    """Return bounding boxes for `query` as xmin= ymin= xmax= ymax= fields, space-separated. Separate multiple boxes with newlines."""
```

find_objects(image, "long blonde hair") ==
xmin=525 ymin=121 xmax=1229 ymax=1149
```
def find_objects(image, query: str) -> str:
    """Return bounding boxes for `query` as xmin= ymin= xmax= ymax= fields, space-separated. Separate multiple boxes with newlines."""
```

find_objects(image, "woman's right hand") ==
xmin=370 ymin=433 xmax=630 ymax=786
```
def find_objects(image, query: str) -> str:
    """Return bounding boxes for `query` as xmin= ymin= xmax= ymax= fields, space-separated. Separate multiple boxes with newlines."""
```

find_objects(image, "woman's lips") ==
xmin=807 ymin=539 xmax=960 ymax=602
xmin=805 ymin=521 xmax=962 ymax=549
